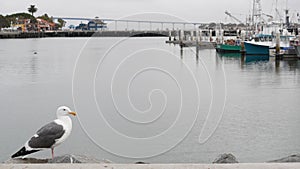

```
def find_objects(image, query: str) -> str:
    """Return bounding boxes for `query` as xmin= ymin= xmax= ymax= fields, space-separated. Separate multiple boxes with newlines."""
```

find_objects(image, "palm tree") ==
xmin=28 ymin=5 xmax=37 ymax=16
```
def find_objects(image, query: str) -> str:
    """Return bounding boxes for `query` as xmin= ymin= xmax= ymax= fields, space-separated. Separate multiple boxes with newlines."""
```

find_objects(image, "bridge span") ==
xmin=52 ymin=17 xmax=206 ymax=30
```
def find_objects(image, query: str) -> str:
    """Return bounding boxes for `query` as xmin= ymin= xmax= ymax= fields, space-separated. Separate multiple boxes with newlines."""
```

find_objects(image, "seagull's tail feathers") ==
xmin=11 ymin=146 xmax=40 ymax=158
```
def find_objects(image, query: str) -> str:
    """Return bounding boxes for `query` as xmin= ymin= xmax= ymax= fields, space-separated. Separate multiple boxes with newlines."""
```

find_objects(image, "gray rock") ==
xmin=268 ymin=154 xmax=300 ymax=163
xmin=48 ymin=154 xmax=82 ymax=163
xmin=213 ymin=153 xmax=239 ymax=163
xmin=135 ymin=161 xmax=149 ymax=164
xmin=5 ymin=154 xmax=103 ymax=164
xmin=4 ymin=158 xmax=48 ymax=164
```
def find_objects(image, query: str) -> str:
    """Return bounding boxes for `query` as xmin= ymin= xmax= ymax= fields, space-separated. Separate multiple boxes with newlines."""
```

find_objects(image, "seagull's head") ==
xmin=56 ymin=106 xmax=76 ymax=118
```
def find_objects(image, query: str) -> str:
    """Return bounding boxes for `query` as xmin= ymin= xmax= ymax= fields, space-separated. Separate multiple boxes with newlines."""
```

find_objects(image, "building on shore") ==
xmin=10 ymin=19 xmax=31 ymax=32
xmin=75 ymin=19 xmax=107 ymax=31
xmin=7 ymin=18 xmax=57 ymax=32
xmin=87 ymin=19 xmax=107 ymax=30
xmin=36 ymin=18 xmax=56 ymax=31
xmin=75 ymin=23 xmax=88 ymax=30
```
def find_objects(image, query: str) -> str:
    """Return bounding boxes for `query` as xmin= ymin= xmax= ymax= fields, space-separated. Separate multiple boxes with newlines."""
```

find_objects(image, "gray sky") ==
xmin=0 ymin=0 xmax=299 ymax=23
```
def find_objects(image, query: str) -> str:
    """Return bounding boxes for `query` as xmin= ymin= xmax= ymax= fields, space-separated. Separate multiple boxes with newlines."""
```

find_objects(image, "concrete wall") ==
xmin=1 ymin=163 xmax=300 ymax=169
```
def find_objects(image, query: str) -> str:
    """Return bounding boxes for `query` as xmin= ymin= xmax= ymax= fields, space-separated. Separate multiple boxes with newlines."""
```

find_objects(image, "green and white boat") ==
xmin=216 ymin=44 xmax=241 ymax=53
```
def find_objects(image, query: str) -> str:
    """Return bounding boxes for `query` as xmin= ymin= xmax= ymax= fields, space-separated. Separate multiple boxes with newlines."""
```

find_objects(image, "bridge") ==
xmin=52 ymin=17 xmax=206 ymax=31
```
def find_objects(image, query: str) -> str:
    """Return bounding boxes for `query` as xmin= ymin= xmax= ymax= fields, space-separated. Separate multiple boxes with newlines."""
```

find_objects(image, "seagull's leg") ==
xmin=51 ymin=148 xmax=54 ymax=159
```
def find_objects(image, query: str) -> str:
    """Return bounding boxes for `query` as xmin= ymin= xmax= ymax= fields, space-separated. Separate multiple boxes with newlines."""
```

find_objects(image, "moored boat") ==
xmin=216 ymin=44 xmax=241 ymax=53
xmin=291 ymin=36 xmax=300 ymax=57
xmin=216 ymin=39 xmax=241 ymax=53
xmin=244 ymin=41 xmax=270 ymax=55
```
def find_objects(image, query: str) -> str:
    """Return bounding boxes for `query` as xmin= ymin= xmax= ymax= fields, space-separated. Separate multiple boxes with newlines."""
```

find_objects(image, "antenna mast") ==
xmin=252 ymin=0 xmax=262 ymax=29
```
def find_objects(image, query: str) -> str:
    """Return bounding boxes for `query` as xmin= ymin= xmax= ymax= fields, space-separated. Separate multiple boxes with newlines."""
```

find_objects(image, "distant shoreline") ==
xmin=0 ymin=30 xmax=168 ymax=39
xmin=0 ymin=30 xmax=239 ymax=39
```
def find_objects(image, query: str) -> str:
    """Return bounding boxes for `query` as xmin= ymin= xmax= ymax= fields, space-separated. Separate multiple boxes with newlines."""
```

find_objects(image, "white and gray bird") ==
xmin=11 ymin=106 xmax=76 ymax=159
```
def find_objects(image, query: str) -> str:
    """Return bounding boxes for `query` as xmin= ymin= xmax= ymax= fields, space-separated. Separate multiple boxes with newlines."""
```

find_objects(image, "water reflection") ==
xmin=244 ymin=55 xmax=269 ymax=63
xmin=283 ymin=59 xmax=300 ymax=71
xmin=29 ymin=55 xmax=38 ymax=82
xmin=218 ymin=52 xmax=242 ymax=58
xmin=275 ymin=60 xmax=280 ymax=74
xmin=215 ymin=51 xmax=300 ymax=73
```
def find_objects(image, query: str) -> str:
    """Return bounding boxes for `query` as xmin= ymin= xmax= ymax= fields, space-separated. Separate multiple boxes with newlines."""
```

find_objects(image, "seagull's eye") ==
xmin=63 ymin=109 xmax=66 ymax=111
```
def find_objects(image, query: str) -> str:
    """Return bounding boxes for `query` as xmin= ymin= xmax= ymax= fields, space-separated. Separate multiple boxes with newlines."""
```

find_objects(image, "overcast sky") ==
xmin=1 ymin=0 xmax=299 ymax=24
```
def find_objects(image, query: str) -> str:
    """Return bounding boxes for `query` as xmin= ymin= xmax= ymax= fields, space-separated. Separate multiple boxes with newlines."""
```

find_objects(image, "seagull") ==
xmin=11 ymin=106 xmax=76 ymax=159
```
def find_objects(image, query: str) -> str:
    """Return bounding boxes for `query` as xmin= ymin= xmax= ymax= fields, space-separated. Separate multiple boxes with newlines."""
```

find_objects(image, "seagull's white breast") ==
xmin=52 ymin=116 xmax=72 ymax=148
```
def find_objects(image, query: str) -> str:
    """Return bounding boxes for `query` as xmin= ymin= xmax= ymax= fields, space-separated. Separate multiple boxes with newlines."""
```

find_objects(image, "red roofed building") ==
xmin=37 ymin=18 xmax=55 ymax=31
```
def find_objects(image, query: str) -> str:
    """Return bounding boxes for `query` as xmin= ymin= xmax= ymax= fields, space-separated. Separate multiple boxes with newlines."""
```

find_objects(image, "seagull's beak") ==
xmin=68 ymin=112 xmax=77 ymax=116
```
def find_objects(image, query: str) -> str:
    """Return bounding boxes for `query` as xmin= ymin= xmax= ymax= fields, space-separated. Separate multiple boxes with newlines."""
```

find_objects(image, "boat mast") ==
xmin=252 ymin=0 xmax=262 ymax=32
xmin=284 ymin=0 xmax=290 ymax=28
xmin=252 ymin=0 xmax=255 ymax=27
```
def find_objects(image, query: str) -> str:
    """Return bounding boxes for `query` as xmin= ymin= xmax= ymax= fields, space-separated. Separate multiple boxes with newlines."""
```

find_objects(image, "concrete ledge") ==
xmin=1 ymin=163 xmax=300 ymax=169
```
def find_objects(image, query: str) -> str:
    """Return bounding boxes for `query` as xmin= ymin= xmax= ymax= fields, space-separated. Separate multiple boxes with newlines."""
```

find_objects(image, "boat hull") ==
xmin=216 ymin=44 xmax=241 ymax=53
xmin=244 ymin=42 xmax=269 ymax=55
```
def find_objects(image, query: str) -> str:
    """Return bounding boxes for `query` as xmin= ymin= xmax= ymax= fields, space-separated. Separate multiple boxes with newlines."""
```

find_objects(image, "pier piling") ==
xmin=190 ymin=30 xmax=194 ymax=41
xmin=241 ymin=30 xmax=246 ymax=53
xmin=275 ymin=32 xmax=282 ymax=60
xmin=196 ymin=30 xmax=200 ymax=59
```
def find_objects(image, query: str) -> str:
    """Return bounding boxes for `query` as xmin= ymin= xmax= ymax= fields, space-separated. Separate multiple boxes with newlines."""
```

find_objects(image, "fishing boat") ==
xmin=244 ymin=41 xmax=270 ymax=55
xmin=244 ymin=33 xmax=294 ymax=55
xmin=289 ymin=36 xmax=300 ymax=58
xmin=216 ymin=44 xmax=241 ymax=53
xmin=270 ymin=35 xmax=299 ymax=58
xmin=216 ymin=39 xmax=241 ymax=53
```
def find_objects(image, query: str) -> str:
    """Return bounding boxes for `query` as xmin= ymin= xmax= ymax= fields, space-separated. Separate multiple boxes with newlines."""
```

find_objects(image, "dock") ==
xmin=166 ymin=40 xmax=216 ymax=49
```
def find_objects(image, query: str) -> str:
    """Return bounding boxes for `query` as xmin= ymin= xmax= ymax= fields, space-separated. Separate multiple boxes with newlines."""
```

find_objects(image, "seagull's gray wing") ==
xmin=28 ymin=122 xmax=65 ymax=148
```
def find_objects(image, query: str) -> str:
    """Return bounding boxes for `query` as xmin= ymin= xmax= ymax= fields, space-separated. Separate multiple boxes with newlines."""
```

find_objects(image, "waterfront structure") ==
xmin=8 ymin=18 xmax=56 ymax=32
xmin=87 ymin=19 xmax=107 ymax=30
xmin=37 ymin=18 xmax=56 ymax=31
xmin=11 ymin=19 xmax=31 ymax=32
xmin=75 ymin=23 xmax=88 ymax=30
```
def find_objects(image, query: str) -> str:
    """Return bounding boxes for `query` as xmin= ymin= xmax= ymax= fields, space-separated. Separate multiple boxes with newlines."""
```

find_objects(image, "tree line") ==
xmin=0 ymin=5 xmax=65 ymax=29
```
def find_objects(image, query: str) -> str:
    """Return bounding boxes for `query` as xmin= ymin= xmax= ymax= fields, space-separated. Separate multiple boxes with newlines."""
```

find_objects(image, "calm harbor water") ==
xmin=0 ymin=37 xmax=299 ymax=163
